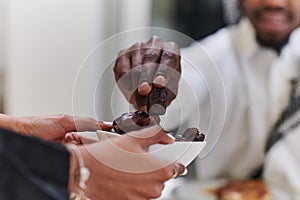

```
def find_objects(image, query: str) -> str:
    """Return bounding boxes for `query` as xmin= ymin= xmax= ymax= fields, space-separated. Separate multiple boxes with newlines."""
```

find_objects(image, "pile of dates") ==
xmin=112 ymin=110 xmax=205 ymax=142
xmin=112 ymin=110 xmax=160 ymax=134
xmin=169 ymin=128 xmax=205 ymax=142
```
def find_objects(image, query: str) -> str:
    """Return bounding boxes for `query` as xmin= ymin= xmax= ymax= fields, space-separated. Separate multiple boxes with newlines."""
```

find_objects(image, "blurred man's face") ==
xmin=241 ymin=0 xmax=300 ymax=47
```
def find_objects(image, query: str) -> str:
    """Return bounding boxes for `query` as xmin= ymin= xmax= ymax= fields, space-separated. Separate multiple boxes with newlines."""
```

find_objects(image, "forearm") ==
xmin=0 ymin=114 xmax=21 ymax=133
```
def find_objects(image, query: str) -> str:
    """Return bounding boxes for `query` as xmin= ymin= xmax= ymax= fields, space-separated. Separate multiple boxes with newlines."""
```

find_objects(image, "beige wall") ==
xmin=0 ymin=0 xmax=4 ymax=71
xmin=4 ymin=0 xmax=151 ymax=118
xmin=0 ymin=0 xmax=5 ymax=112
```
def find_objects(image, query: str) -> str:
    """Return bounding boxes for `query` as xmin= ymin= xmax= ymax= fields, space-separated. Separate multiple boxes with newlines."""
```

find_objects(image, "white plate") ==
xmin=96 ymin=130 xmax=206 ymax=167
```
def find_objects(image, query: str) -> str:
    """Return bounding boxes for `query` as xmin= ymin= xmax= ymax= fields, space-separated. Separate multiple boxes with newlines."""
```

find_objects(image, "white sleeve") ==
xmin=162 ymin=42 xmax=223 ymax=132
xmin=263 ymin=128 xmax=300 ymax=198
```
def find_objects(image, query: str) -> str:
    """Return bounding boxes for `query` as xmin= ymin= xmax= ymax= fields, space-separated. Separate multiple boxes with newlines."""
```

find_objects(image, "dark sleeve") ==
xmin=0 ymin=128 xmax=70 ymax=200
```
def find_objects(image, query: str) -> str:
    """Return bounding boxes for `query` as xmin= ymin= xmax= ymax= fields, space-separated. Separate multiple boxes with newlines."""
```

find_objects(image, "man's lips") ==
xmin=257 ymin=11 xmax=289 ymax=31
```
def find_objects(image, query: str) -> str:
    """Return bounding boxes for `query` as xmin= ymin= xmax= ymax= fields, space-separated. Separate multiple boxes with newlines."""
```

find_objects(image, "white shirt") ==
xmin=164 ymin=18 xmax=300 ymax=180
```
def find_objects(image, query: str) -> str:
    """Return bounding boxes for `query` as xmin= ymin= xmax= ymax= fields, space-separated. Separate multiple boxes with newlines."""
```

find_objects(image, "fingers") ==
xmin=154 ymin=44 xmax=180 ymax=87
xmin=125 ymin=163 xmax=185 ymax=199
xmin=155 ymin=44 xmax=181 ymax=104
xmin=138 ymin=37 xmax=163 ymax=95
xmin=147 ymin=87 xmax=168 ymax=115
xmin=63 ymin=115 xmax=113 ymax=132
xmin=114 ymin=50 xmax=134 ymax=106
xmin=64 ymin=132 xmax=100 ymax=145
xmin=133 ymin=89 xmax=148 ymax=109
xmin=148 ymin=127 xmax=175 ymax=146
xmin=171 ymin=163 xmax=186 ymax=178
xmin=114 ymin=36 xmax=181 ymax=111
xmin=98 ymin=122 xmax=113 ymax=131
xmin=64 ymin=132 xmax=82 ymax=145
xmin=78 ymin=135 xmax=99 ymax=144
xmin=158 ymin=163 xmax=186 ymax=182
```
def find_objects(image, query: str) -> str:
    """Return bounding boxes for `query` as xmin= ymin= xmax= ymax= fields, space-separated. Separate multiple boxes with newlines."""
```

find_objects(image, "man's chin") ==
xmin=256 ymin=32 xmax=289 ymax=52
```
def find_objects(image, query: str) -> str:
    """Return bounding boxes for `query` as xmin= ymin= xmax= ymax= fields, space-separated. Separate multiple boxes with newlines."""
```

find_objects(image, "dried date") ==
xmin=169 ymin=128 xmax=205 ymax=142
xmin=112 ymin=110 xmax=160 ymax=134
xmin=147 ymin=87 xmax=167 ymax=116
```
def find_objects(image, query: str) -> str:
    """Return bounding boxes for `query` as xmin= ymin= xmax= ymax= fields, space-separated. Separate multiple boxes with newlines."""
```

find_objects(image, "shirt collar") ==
xmin=233 ymin=18 xmax=260 ymax=59
xmin=288 ymin=26 xmax=300 ymax=61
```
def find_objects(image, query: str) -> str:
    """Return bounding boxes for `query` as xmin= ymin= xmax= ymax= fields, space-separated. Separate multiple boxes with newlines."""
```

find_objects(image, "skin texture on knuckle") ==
xmin=131 ymin=42 xmax=144 ymax=51
xmin=158 ymin=55 xmax=181 ymax=78
xmin=159 ymin=166 xmax=174 ymax=181
xmin=167 ymin=41 xmax=180 ymax=53
xmin=58 ymin=114 xmax=75 ymax=131
xmin=168 ymin=41 xmax=177 ymax=47
xmin=131 ymin=52 xmax=144 ymax=68
xmin=148 ymin=36 xmax=163 ymax=45
xmin=114 ymin=57 xmax=130 ymax=77
xmin=143 ymin=49 xmax=161 ymax=63
xmin=161 ymin=51 xmax=179 ymax=65
xmin=59 ymin=114 xmax=72 ymax=124
xmin=86 ymin=117 xmax=98 ymax=130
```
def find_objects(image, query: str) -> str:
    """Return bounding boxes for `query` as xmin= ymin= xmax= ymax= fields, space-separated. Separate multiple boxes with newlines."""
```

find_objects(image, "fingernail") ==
xmin=181 ymin=169 xmax=188 ymax=176
xmin=138 ymin=82 xmax=151 ymax=94
xmin=154 ymin=75 xmax=166 ymax=87
xmin=167 ymin=134 xmax=175 ymax=142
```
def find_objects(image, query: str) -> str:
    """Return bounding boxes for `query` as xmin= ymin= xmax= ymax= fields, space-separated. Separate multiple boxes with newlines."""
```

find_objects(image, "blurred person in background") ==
xmin=0 ymin=114 xmax=185 ymax=199
xmin=113 ymin=0 xmax=300 ymax=195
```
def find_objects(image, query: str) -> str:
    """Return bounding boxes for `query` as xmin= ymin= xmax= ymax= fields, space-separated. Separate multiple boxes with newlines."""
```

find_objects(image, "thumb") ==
xmin=98 ymin=122 xmax=113 ymax=131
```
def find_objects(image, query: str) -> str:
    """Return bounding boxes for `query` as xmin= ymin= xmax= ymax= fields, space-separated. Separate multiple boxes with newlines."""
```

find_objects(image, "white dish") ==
xmin=96 ymin=130 xmax=206 ymax=167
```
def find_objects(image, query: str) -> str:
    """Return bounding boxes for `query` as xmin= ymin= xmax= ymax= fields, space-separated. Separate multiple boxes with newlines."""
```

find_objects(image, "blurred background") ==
xmin=0 ymin=1 xmax=239 ymax=199
xmin=0 ymin=0 xmax=238 ymax=118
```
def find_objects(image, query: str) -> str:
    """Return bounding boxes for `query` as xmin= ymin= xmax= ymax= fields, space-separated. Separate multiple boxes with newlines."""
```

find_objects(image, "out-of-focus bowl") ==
xmin=96 ymin=130 xmax=206 ymax=167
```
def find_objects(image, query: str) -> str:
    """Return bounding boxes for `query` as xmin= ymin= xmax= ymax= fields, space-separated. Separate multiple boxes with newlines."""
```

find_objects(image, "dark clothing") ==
xmin=0 ymin=128 xmax=69 ymax=200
